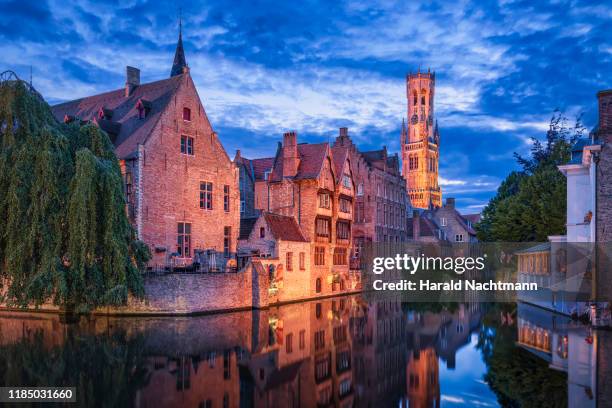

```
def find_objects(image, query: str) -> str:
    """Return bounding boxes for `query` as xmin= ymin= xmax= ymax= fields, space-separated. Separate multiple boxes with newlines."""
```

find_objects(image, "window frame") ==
xmin=199 ymin=182 xmax=213 ymax=210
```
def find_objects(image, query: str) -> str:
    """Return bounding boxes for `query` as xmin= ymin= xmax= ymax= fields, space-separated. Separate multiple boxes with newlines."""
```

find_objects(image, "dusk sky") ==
xmin=1 ymin=0 xmax=611 ymax=212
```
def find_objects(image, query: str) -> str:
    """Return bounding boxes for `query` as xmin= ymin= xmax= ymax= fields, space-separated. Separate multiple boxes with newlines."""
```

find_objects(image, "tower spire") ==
xmin=170 ymin=9 xmax=188 ymax=77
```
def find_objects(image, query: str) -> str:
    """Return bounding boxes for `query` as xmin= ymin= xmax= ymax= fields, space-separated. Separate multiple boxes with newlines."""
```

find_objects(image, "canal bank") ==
xmin=0 ymin=262 xmax=362 ymax=316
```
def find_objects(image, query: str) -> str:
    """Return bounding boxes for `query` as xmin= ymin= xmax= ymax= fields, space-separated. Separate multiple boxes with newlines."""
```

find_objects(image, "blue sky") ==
xmin=1 ymin=0 xmax=610 ymax=213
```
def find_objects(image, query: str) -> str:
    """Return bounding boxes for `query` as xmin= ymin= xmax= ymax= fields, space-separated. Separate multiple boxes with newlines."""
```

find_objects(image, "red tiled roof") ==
xmin=263 ymin=212 xmax=307 ymax=242
xmin=269 ymin=143 xmax=330 ymax=182
xmin=51 ymin=75 xmax=184 ymax=159
xmin=331 ymin=145 xmax=349 ymax=182
xmin=407 ymin=216 xmax=439 ymax=238
xmin=252 ymin=157 xmax=274 ymax=180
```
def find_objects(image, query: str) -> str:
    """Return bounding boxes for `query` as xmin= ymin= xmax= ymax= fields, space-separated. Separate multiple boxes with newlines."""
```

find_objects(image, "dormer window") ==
xmin=183 ymin=107 xmax=191 ymax=121
xmin=98 ymin=107 xmax=113 ymax=121
xmin=264 ymin=170 xmax=271 ymax=180
xmin=136 ymin=99 xmax=151 ymax=119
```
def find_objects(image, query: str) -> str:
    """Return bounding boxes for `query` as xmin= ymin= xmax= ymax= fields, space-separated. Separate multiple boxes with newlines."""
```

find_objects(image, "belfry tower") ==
xmin=401 ymin=69 xmax=442 ymax=209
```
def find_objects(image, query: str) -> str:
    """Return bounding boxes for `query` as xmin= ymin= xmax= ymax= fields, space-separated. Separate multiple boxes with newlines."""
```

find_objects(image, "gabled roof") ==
xmin=407 ymin=216 xmax=439 ymax=238
xmin=269 ymin=143 xmax=331 ymax=182
xmin=239 ymin=217 xmax=258 ymax=240
xmin=263 ymin=212 xmax=307 ymax=242
xmin=331 ymin=145 xmax=349 ymax=181
xmin=252 ymin=157 xmax=274 ymax=180
xmin=51 ymin=75 xmax=184 ymax=159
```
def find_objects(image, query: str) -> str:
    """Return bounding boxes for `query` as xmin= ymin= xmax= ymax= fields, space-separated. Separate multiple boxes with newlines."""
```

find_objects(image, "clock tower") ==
xmin=401 ymin=69 xmax=442 ymax=209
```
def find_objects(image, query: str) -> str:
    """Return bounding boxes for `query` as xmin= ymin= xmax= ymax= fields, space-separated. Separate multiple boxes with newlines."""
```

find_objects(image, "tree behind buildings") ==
xmin=476 ymin=111 xmax=585 ymax=242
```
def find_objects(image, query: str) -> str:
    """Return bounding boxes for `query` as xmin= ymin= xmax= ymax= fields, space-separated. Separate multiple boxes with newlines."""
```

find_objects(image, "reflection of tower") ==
xmin=405 ymin=348 xmax=440 ymax=408
xmin=401 ymin=70 xmax=442 ymax=209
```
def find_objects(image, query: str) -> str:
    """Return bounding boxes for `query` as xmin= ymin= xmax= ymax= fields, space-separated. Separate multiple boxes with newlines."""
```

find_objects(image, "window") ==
xmin=286 ymin=252 xmax=293 ymax=271
xmin=223 ymin=394 xmax=229 ymax=408
xmin=183 ymin=107 xmax=191 ymax=121
xmin=314 ymin=330 xmax=325 ymax=350
xmin=263 ymin=170 xmax=271 ymax=180
xmin=223 ymin=349 xmax=231 ymax=379
xmin=299 ymin=330 xmax=306 ymax=349
xmin=315 ymin=355 xmax=330 ymax=382
xmin=224 ymin=226 xmax=231 ymax=257
xmin=223 ymin=185 xmax=230 ymax=212
xmin=339 ymin=379 xmax=351 ymax=397
xmin=259 ymin=227 xmax=265 ymax=238
xmin=181 ymin=135 xmax=194 ymax=155
xmin=342 ymin=174 xmax=351 ymax=188
xmin=299 ymin=252 xmax=305 ymax=270
xmin=357 ymin=183 xmax=364 ymax=196
xmin=339 ymin=197 xmax=351 ymax=213
xmin=240 ymin=200 xmax=245 ymax=213
xmin=333 ymin=248 xmax=347 ymax=265
xmin=441 ymin=217 xmax=447 ymax=226
xmin=336 ymin=221 xmax=350 ymax=240
xmin=315 ymin=217 xmax=331 ymax=238
xmin=316 ymin=302 xmax=322 ymax=317
xmin=356 ymin=202 xmax=365 ymax=223
xmin=455 ymin=234 xmax=464 ymax=242
xmin=315 ymin=247 xmax=325 ymax=266
xmin=177 ymin=222 xmax=191 ymax=257
xmin=286 ymin=333 xmax=293 ymax=353
xmin=200 ymin=182 xmax=213 ymax=210
xmin=318 ymin=192 xmax=330 ymax=209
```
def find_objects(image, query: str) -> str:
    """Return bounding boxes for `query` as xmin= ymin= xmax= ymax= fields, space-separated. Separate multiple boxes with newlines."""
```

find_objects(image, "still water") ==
xmin=0 ymin=296 xmax=609 ymax=407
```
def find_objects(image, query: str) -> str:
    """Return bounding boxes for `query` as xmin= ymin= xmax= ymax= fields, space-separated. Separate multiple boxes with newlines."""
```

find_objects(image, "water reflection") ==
xmin=0 ymin=297 xmax=609 ymax=407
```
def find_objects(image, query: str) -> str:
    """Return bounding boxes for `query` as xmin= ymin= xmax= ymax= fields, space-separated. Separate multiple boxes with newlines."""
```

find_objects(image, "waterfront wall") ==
xmin=1 ymin=262 xmax=359 ymax=316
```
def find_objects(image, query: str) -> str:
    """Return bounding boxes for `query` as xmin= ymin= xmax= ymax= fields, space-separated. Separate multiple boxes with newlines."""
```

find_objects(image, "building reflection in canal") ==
xmin=0 ymin=297 xmax=610 ymax=407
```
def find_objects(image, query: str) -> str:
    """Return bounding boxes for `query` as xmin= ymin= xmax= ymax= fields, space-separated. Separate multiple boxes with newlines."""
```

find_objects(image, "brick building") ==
xmin=51 ymin=28 xmax=240 ymax=269
xmin=332 ymin=127 xmax=409 ymax=258
xmin=402 ymin=70 xmax=442 ymax=209
xmin=407 ymin=198 xmax=479 ymax=242
xmin=244 ymin=131 xmax=356 ymax=296
xmin=596 ymin=89 xmax=612 ymax=242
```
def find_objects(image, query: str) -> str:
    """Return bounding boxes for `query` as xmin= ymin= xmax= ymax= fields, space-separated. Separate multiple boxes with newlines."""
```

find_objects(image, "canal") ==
xmin=0 ymin=296 xmax=608 ymax=407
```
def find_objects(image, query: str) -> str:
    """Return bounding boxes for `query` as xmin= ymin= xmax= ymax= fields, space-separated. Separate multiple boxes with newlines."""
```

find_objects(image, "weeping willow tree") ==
xmin=0 ymin=77 xmax=149 ymax=312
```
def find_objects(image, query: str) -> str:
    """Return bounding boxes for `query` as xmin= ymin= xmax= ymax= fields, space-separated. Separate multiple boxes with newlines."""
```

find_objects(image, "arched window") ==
xmin=316 ymin=278 xmax=322 ymax=293
xmin=413 ymin=92 xmax=418 ymax=106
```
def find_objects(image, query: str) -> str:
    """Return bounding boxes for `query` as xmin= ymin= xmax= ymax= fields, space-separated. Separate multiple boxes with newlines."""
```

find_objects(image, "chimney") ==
xmin=125 ymin=66 xmax=140 ymax=97
xmin=282 ymin=131 xmax=299 ymax=177
xmin=445 ymin=197 xmax=455 ymax=209
xmin=412 ymin=210 xmax=420 ymax=240
xmin=598 ymin=90 xmax=612 ymax=137
xmin=339 ymin=127 xmax=348 ymax=138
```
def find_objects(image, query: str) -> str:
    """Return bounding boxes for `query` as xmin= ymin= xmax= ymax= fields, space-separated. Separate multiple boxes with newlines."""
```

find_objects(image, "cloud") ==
xmin=0 ymin=0 xmax=609 ymax=211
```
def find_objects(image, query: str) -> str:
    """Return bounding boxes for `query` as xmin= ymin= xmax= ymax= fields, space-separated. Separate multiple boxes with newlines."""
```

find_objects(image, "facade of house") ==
xmin=407 ymin=198 xmax=479 ymax=242
xmin=51 ymin=29 xmax=240 ymax=270
xmin=332 ymin=127 xmax=410 ymax=264
xmin=402 ymin=70 xmax=442 ymax=209
xmin=249 ymin=131 xmax=356 ymax=296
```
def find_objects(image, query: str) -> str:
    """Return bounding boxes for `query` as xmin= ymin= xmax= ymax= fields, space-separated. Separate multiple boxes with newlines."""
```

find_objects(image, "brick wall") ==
xmin=138 ymin=74 xmax=240 ymax=268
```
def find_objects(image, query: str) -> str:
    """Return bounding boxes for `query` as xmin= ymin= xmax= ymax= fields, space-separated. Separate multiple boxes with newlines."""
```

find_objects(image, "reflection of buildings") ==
xmin=0 ymin=299 xmax=493 ymax=408
xmin=515 ymin=302 xmax=612 ymax=408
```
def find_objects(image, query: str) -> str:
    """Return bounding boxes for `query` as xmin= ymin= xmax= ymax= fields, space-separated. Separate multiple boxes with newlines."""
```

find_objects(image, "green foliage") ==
xmin=477 ymin=306 xmax=568 ymax=408
xmin=0 ymin=328 xmax=151 ymax=407
xmin=476 ymin=111 xmax=584 ymax=242
xmin=0 ymin=80 xmax=149 ymax=311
